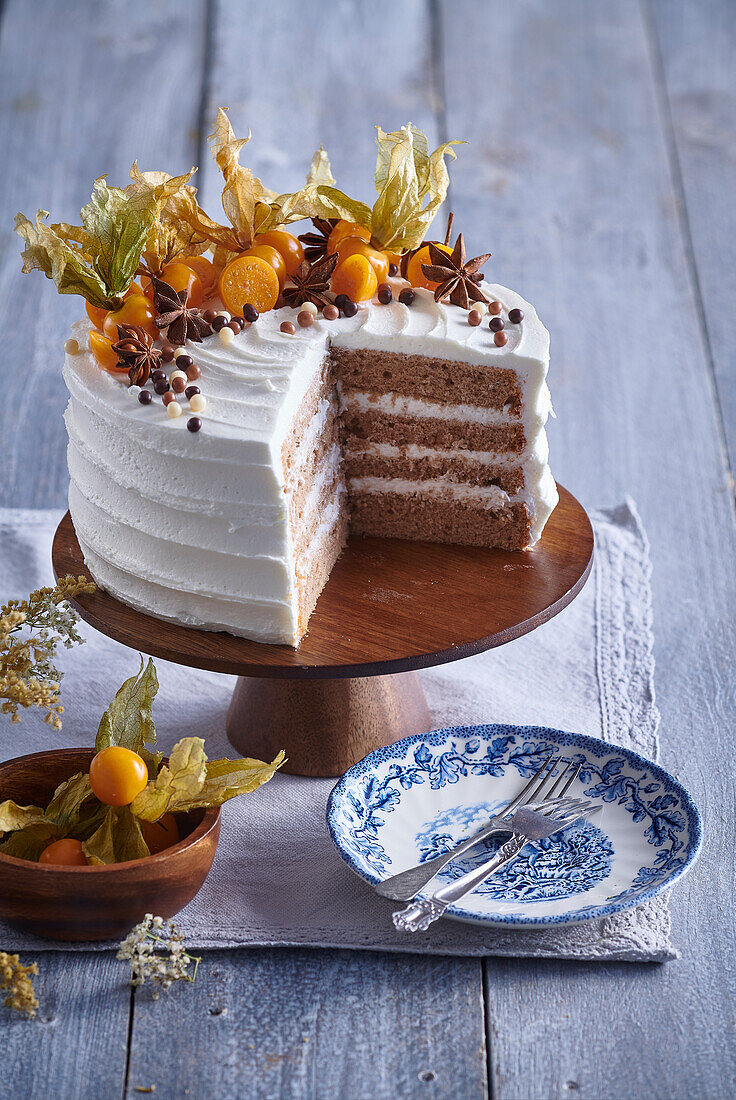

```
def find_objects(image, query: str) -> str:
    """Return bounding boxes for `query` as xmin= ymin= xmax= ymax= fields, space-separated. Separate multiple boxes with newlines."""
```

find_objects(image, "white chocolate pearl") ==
xmin=214 ymin=310 xmax=231 ymax=321
xmin=189 ymin=393 xmax=207 ymax=413
xmin=218 ymin=326 xmax=235 ymax=345
xmin=64 ymin=338 xmax=80 ymax=355
xmin=128 ymin=385 xmax=141 ymax=398
xmin=169 ymin=369 xmax=188 ymax=383
xmin=173 ymin=347 xmax=188 ymax=361
xmin=473 ymin=301 xmax=488 ymax=316
xmin=167 ymin=401 xmax=183 ymax=418
xmin=301 ymin=302 xmax=319 ymax=317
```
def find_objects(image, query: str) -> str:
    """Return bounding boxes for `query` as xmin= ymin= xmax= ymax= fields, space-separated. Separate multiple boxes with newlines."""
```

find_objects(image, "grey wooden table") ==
xmin=1 ymin=2 xmax=734 ymax=1097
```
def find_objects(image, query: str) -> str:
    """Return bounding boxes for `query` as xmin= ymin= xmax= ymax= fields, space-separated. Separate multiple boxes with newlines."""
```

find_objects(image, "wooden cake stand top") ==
xmin=52 ymin=485 xmax=593 ymax=681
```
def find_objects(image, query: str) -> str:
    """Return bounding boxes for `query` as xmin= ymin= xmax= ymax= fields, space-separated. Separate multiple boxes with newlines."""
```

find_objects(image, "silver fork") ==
xmin=375 ymin=757 xmax=583 ymax=901
xmin=392 ymin=797 xmax=598 ymax=933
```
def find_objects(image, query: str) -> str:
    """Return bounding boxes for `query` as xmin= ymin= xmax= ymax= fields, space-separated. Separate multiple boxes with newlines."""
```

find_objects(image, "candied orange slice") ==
xmin=332 ymin=253 xmax=378 ymax=302
xmin=219 ymin=255 xmax=280 ymax=314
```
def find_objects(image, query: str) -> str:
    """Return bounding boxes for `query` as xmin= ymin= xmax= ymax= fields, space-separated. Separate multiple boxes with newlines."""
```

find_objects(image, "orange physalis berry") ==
xmin=254 ymin=230 xmax=305 ymax=277
xmin=103 ymin=294 xmax=158 ymax=341
xmin=331 ymin=253 xmax=379 ymax=303
xmin=335 ymin=237 xmax=390 ymax=284
xmin=327 ymin=221 xmax=371 ymax=255
xmin=243 ymin=244 xmax=287 ymax=289
xmin=141 ymin=812 xmax=181 ymax=855
xmin=85 ymin=301 xmax=108 ymax=331
xmin=181 ymin=254 xmax=217 ymax=298
xmin=39 ymin=838 xmax=88 ymax=866
xmin=218 ymin=255 xmax=280 ymax=315
xmin=142 ymin=262 xmax=203 ymax=308
xmin=89 ymin=746 xmax=148 ymax=807
xmin=89 ymin=331 xmax=126 ymax=372
xmin=406 ymin=243 xmax=453 ymax=290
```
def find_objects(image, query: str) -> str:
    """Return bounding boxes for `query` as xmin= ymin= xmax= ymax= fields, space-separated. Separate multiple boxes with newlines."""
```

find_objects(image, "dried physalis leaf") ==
xmin=369 ymin=124 xmax=463 ymax=253
xmin=127 ymin=163 xmax=209 ymax=275
xmin=82 ymin=805 xmax=150 ymax=865
xmin=16 ymin=173 xmax=163 ymax=309
xmin=44 ymin=772 xmax=95 ymax=830
xmin=130 ymin=737 xmax=207 ymax=822
xmin=0 ymin=801 xmax=48 ymax=834
xmin=276 ymin=145 xmax=372 ymax=229
xmin=170 ymin=751 xmax=286 ymax=811
xmin=95 ymin=656 xmax=159 ymax=757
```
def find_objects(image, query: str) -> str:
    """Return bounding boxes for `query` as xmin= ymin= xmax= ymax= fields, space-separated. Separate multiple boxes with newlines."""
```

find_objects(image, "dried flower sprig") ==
xmin=0 ymin=575 xmax=95 ymax=728
xmin=118 ymin=915 xmax=201 ymax=998
xmin=0 ymin=952 xmax=39 ymax=1018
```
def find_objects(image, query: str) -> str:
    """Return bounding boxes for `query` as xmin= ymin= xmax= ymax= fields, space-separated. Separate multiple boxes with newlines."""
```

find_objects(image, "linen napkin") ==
xmin=0 ymin=502 xmax=674 ymax=961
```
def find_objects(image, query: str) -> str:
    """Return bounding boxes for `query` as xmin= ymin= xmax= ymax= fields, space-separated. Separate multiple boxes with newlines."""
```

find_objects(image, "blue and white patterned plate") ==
xmin=326 ymin=725 xmax=703 ymax=927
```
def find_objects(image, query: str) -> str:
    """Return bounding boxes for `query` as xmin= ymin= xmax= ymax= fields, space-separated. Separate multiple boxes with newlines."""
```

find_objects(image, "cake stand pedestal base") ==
xmin=226 ymin=671 xmax=431 ymax=777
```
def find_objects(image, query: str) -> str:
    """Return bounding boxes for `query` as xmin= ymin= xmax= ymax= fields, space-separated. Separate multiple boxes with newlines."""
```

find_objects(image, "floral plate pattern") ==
xmin=326 ymin=725 xmax=703 ymax=927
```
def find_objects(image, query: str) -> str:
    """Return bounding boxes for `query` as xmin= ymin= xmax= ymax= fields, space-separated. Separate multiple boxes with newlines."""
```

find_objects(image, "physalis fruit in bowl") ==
xmin=0 ymin=659 xmax=284 ymax=867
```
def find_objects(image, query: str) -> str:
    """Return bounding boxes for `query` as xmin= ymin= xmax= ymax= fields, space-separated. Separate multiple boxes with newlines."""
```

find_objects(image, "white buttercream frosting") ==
xmin=63 ymin=282 xmax=557 ymax=644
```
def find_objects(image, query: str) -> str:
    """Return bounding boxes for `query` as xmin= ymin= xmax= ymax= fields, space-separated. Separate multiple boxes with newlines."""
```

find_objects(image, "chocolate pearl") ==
xmin=212 ymin=315 xmax=227 ymax=332
xmin=388 ymin=263 xmax=399 ymax=277
xmin=508 ymin=308 xmax=524 ymax=324
xmin=187 ymin=417 xmax=202 ymax=433
xmin=203 ymin=309 xmax=217 ymax=324
xmin=297 ymin=310 xmax=314 ymax=328
xmin=398 ymin=288 xmax=415 ymax=307
xmin=489 ymin=316 xmax=505 ymax=332
xmin=151 ymin=369 xmax=166 ymax=382
xmin=334 ymin=293 xmax=349 ymax=309
xmin=161 ymin=345 xmax=175 ymax=363
xmin=185 ymin=363 xmax=201 ymax=381
xmin=488 ymin=300 xmax=503 ymax=315
xmin=162 ymin=391 xmax=176 ymax=407
xmin=280 ymin=321 xmax=296 ymax=335
xmin=243 ymin=304 xmax=259 ymax=323
xmin=172 ymin=375 xmax=187 ymax=393
xmin=468 ymin=309 xmax=482 ymax=327
xmin=322 ymin=304 xmax=339 ymax=321
xmin=494 ymin=331 xmax=508 ymax=347
xmin=377 ymin=283 xmax=393 ymax=305
xmin=227 ymin=319 xmax=242 ymax=333
xmin=153 ymin=378 xmax=170 ymax=395
xmin=138 ymin=390 xmax=153 ymax=405
xmin=185 ymin=385 xmax=200 ymax=400
xmin=342 ymin=299 xmax=358 ymax=318
xmin=176 ymin=353 xmax=193 ymax=369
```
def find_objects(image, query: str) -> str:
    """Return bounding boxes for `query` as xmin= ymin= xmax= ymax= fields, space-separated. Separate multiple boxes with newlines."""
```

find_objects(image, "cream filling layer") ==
xmin=337 ymin=384 xmax=552 ymax=439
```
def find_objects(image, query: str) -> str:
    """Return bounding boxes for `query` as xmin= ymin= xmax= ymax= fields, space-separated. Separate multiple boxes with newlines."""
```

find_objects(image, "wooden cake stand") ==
xmin=52 ymin=485 xmax=593 ymax=777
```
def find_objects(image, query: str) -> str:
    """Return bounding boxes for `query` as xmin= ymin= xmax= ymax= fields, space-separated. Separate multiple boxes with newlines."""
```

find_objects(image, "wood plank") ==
xmin=196 ymin=0 xmax=441 ymax=218
xmin=125 ymin=948 xmax=487 ymax=1100
xmin=437 ymin=0 xmax=736 ymax=1096
xmin=0 ymin=0 xmax=207 ymax=509
xmin=0 ymin=952 xmax=129 ymax=1100
xmin=648 ymin=0 xmax=736 ymax=482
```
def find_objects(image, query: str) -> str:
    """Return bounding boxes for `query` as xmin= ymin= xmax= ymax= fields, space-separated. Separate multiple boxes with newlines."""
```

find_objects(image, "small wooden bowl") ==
xmin=0 ymin=748 xmax=220 ymax=942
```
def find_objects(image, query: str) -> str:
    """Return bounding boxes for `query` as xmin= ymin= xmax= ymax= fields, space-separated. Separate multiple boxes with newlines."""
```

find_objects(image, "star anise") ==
xmin=282 ymin=253 xmax=339 ymax=309
xmin=112 ymin=324 xmax=162 ymax=387
xmin=151 ymin=276 xmax=213 ymax=345
xmin=421 ymin=235 xmax=492 ymax=309
xmin=298 ymin=218 xmax=338 ymax=264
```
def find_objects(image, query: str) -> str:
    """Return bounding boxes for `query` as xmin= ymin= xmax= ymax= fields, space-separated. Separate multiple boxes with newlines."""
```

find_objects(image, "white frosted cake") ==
xmin=17 ymin=112 xmax=558 ymax=646
xmin=63 ymin=281 xmax=556 ymax=645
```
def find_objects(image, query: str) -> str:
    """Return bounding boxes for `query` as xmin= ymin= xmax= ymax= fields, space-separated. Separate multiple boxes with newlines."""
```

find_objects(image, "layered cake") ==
xmin=17 ymin=113 xmax=557 ymax=645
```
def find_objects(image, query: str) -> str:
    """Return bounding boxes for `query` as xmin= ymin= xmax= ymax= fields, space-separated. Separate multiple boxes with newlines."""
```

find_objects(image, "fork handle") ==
xmin=375 ymin=820 xmax=506 ymax=901
xmin=392 ymin=837 xmax=526 ymax=933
